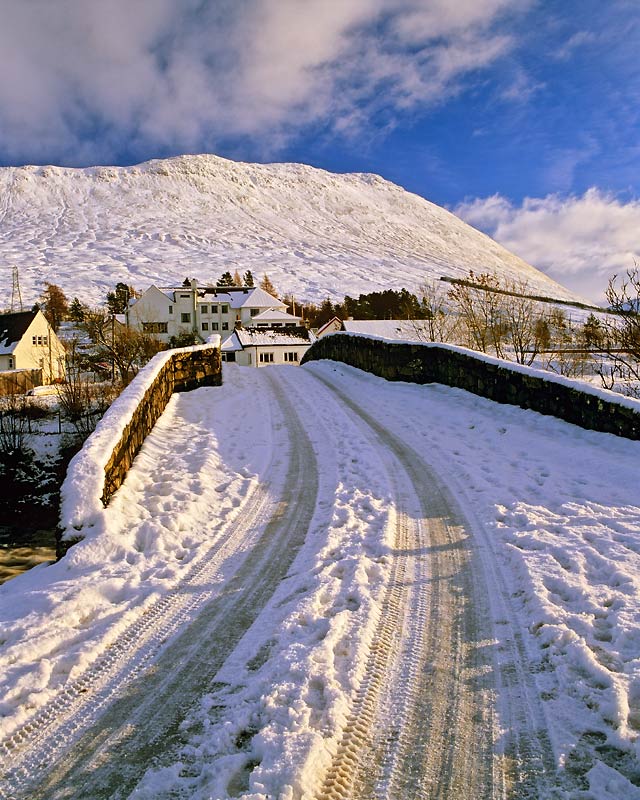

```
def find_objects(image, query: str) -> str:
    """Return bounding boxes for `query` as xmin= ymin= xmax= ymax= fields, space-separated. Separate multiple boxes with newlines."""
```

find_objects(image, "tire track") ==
xmin=309 ymin=369 xmax=556 ymax=800
xmin=1 ymin=373 xmax=319 ymax=800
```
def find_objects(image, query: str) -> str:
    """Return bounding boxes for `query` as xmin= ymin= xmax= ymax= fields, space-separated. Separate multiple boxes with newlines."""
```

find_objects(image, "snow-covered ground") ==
xmin=1 ymin=362 xmax=639 ymax=799
xmin=0 ymin=154 xmax=585 ymax=309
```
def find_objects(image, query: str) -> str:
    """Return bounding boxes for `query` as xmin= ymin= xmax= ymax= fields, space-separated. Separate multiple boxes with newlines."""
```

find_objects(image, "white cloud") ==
xmin=0 ymin=0 xmax=526 ymax=164
xmin=554 ymin=30 xmax=597 ymax=60
xmin=455 ymin=189 xmax=640 ymax=303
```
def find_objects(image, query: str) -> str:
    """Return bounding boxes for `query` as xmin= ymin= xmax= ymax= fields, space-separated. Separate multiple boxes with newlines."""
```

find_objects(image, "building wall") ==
xmin=11 ymin=313 xmax=66 ymax=383
xmin=237 ymin=344 xmax=309 ymax=367
xmin=128 ymin=285 xmax=283 ymax=343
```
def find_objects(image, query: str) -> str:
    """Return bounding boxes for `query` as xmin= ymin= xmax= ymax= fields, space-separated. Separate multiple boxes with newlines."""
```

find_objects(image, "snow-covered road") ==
xmin=1 ymin=363 xmax=640 ymax=799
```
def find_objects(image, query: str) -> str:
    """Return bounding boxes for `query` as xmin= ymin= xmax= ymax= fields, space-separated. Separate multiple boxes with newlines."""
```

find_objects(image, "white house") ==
xmin=221 ymin=326 xmax=315 ymax=367
xmin=126 ymin=281 xmax=293 ymax=343
xmin=0 ymin=310 xmax=66 ymax=385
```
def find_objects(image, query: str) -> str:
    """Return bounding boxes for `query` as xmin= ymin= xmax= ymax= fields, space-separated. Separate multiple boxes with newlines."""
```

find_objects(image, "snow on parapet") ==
xmin=60 ymin=340 xmax=220 ymax=543
xmin=320 ymin=330 xmax=640 ymax=413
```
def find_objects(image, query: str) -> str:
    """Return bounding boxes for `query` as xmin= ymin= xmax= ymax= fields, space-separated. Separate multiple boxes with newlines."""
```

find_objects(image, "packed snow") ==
xmin=0 ymin=154 xmax=585 ymax=309
xmin=60 ymin=340 xmax=219 ymax=539
xmin=1 ymin=362 xmax=639 ymax=799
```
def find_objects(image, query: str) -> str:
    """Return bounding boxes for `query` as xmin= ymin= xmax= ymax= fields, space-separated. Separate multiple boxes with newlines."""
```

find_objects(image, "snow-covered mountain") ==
xmin=0 ymin=154 xmax=584 ymax=307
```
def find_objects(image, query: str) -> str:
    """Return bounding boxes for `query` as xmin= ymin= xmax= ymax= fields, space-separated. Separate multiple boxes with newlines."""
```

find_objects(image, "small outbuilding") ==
xmin=221 ymin=326 xmax=315 ymax=367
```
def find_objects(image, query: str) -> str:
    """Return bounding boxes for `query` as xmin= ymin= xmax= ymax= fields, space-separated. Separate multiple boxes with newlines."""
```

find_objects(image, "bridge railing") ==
xmin=302 ymin=333 xmax=640 ymax=439
xmin=58 ymin=339 xmax=221 ymax=552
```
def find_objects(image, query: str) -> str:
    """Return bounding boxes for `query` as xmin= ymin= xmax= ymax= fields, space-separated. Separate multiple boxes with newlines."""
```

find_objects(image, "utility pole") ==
xmin=10 ymin=266 xmax=23 ymax=312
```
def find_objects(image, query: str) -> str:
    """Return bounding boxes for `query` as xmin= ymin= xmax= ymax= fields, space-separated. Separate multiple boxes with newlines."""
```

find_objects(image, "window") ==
xmin=143 ymin=322 xmax=168 ymax=333
xmin=8 ymin=357 xmax=13 ymax=369
xmin=284 ymin=352 xmax=299 ymax=362
xmin=248 ymin=353 xmax=252 ymax=365
xmin=201 ymin=305 xmax=208 ymax=314
xmin=201 ymin=322 xmax=209 ymax=331
xmin=43 ymin=336 xmax=48 ymax=346
xmin=181 ymin=313 xmax=191 ymax=323
xmin=180 ymin=293 xmax=190 ymax=298
xmin=212 ymin=322 xmax=219 ymax=330
xmin=32 ymin=336 xmax=37 ymax=345
xmin=221 ymin=304 xmax=229 ymax=314
xmin=250 ymin=308 xmax=259 ymax=317
xmin=211 ymin=304 xmax=218 ymax=314
xmin=169 ymin=306 xmax=173 ymax=314
xmin=259 ymin=352 xmax=274 ymax=363
xmin=37 ymin=336 xmax=43 ymax=345
xmin=222 ymin=322 xmax=229 ymax=331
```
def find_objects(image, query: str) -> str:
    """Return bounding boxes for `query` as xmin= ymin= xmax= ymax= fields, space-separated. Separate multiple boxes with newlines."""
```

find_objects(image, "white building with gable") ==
xmin=126 ymin=281 xmax=300 ymax=344
xmin=221 ymin=327 xmax=315 ymax=367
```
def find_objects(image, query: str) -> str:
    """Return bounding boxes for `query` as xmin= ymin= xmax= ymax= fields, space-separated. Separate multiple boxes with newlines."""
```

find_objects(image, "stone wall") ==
xmin=101 ymin=345 xmax=222 ymax=506
xmin=302 ymin=334 xmax=640 ymax=440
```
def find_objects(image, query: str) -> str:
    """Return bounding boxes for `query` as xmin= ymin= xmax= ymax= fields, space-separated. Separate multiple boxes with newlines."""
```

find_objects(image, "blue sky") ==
xmin=0 ymin=0 xmax=638 ymax=301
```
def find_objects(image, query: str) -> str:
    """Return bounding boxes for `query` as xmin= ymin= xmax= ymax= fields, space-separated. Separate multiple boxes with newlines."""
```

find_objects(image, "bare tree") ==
xmin=0 ymin=378 xmax=29 ymax=456
xmin=500 ymin=279 xmax=549 ymax=365
xmin=595 ymin=269 xmax=640 ymax=396
xmin=56 ymin=339 xmax=120 ymax=438
xmin=416 ymin=281 xmax=458 ymax=342
xmin=447 ymin=271 xmax=507 ymax=356
xmin=39 ymin=283 xmax=69 ymax=331
xmin=83 ymin=312 xmax=163 ymax=385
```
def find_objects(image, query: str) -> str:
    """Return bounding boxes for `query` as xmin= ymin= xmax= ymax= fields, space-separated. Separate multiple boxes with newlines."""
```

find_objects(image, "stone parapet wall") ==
xmin=302 ymin=334 xmax=640 ymax=440
xmin=102 ymin=346 xmax=222 ymax=506
xmin=58 ymin=341 xmax=222 ymax=557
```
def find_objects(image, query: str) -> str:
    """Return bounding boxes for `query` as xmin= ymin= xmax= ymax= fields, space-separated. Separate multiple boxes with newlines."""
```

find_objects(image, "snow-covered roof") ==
xmin=230 ymin=286 xmax=285 ymax=309
xmin=221 ymin=332 xmax=243 ymax=352
xmin=342 ymin=319 xmax=433 ymax=341
xmin=235 ymin=327 xmax=315 ymax=347
xmin=198 ymin=286 xmax=286 ymax=309
xmin=0 ymin=310 xmax=38 ymax=355
xmin=250 ymin=308 xmax=301 ymax=323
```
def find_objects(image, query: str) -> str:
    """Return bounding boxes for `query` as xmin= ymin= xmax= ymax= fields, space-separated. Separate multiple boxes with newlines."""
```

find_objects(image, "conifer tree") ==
xmin=260 ymin=273 xmax=279 ymax=298
xmin=233 ymin=270 xmax=242 ymax=286
xmin=69 ymin=297 xmax=87 ymax=323
xmin=218 ymin=271 xmax=235 ymax=287
xmin=243 ymin=270 xmax=255 ymax=287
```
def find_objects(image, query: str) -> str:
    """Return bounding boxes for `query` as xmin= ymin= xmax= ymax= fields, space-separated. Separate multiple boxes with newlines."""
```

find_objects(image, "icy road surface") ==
xmin=1 ymin=362 xmax=640 ymax=799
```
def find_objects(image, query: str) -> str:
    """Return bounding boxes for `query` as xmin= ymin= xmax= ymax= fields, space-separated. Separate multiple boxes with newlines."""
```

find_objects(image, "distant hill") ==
xmin=0 ymin=154 xmax=587 ymax=307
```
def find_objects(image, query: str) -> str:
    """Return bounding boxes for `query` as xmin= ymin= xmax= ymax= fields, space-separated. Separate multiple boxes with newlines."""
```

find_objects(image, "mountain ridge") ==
xmin=0 ymin=154 xmax=586 ymax=307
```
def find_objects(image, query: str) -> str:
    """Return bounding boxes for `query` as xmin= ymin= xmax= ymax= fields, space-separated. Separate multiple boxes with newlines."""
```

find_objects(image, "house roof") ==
xmin=233 ymin=326 xmax=315 ymax=348
xmin=162 ymin=285 xmax=286 ymax=310
xmin=220 ymin=331 xmax=243 ymax=352
xmin=0 ymin=310 xmax=38 ymax=355
xmin=342 ymin=319 xmax=433 ymax=341
xmin=316 ymin=316 xmax=343 ymax=336
xmin=134 ymin=283 xmax=285 ymax=313
xmin=250 ymin=308 xmax=301 ymax=323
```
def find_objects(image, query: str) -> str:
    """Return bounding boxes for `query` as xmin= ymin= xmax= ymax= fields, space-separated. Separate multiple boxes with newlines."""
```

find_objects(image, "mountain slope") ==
xmin=0 ymin=154 xmax=583 ymax=307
